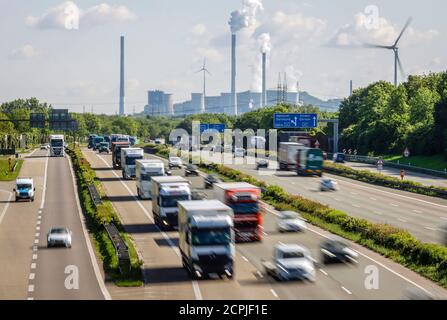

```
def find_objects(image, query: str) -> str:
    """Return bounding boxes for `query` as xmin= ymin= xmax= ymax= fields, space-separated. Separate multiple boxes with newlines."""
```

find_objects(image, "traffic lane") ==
xmin=0 ymin=149 xmax=47 ymax=299
xmin=89 ymin=150 xmax=278 ymax=300
xmin=33 ymin=156 xmax=105 ymax=300
xmin=227 ymin=160 xmax=445 ymax=244
xmin=343 ymin=161 xmax=447 ymax=188
xmin=82 ymin=150 xmax=197 ymax=300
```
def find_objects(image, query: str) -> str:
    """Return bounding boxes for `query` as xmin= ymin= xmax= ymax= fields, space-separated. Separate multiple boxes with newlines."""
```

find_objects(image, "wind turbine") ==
xmin=364 ymin=17 xmax=413 ymax=86
xmin=196 ymin=58 xmax=211 ymax=113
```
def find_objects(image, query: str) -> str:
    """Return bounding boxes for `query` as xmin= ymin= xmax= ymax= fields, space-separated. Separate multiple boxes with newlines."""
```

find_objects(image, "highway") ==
xmin=83 ymin=148 xmax=447 ymax=300
xmin=224 ymin=156 xmax=447 ymax=244
xmin=0 ymin=149 xmax=109 ymax=300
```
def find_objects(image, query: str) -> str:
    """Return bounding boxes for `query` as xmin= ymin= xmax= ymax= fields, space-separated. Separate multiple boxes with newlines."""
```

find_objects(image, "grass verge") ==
xmin=0 ymin=158 xmax=23 ymax=181
xmin=385 ymin=154 xmax=447 ymax=172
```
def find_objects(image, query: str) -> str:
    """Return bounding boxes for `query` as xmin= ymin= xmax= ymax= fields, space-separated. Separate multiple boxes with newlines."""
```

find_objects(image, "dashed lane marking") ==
xmin=319 ymin=269 xmax=328 ymax=276
xmin=31 ymin=263 xmax=36 ymax=269
xmin=341 ymin=286 xmax=352 ymax=295
xmin=28 ymin=285 xmax=34 ymax=293
xmin=270 ymin=289 xmax=279 ymax=298
xmin=242 ymin=256 xmax=249 ymax=262
xmin=29 ymin=273 xmax=35 ymax=280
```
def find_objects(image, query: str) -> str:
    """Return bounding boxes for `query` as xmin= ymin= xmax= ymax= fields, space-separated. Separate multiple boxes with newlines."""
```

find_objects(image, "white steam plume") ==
xmin=258 ymin=32 xmax=271 ymax=53
xmin=229 ymin=0 xmax=264 ymax=34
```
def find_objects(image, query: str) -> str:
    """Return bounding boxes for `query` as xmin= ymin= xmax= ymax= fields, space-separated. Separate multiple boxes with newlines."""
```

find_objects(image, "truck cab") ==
xmin=297 ymin=148 xmax=324 ymax=176
xmin=136 ymin=159 xmax=165 ymax=199
xmin=49 ymin=135 xmax=65 ymax=157
xmin=151 ymin=176 xmax=191 ymax=229
xmin=93 ymin=136 xmax=105 ymax=151
xmin=121 ymin=148 xmax=144 ymax=179
xmin=112 ymin=141 xmax=130 ymax=169
xmin=178 ymin=200 xmax=235 ymax=279
xmin=14 ymin=178 xmax=35 ymax=202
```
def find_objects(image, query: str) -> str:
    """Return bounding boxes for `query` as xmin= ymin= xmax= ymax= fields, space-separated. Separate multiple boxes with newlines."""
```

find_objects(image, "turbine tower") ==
xmin=196 ymin=58 xmax=211 ymax=114
xmin=364 ymin=17 xmax=412 ymax=86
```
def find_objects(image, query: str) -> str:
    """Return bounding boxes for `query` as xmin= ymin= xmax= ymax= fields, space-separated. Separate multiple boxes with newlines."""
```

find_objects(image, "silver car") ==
xmin=47 ymin=227 xmax=72 ymax=248
xmin=277 ymin=211 xmax=307 ymax=233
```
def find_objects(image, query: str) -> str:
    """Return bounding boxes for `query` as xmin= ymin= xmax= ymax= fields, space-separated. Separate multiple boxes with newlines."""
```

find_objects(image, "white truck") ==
xmin=136 ymin=159 xmax=165 ymax=199
xmin=178 ymin=200 xmax=235 ymax=279
xmin=120 ymin=148 xmax=144 ymax=179
xmin=49 ymin=134 xmax=65 ymax=157
xmin=14 ymin=177 xmax=35 ymax=202
xmin=278 ymin=142 xmax=304 ymax=170
xmin=151 ymin=176 xmax=191 ymax=229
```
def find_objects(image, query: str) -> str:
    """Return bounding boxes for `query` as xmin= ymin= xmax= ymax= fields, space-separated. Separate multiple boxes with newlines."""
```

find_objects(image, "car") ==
xmin=98 ymin=142 xmax=110 ymax=154
xmin=40 ymin=144 xmax=49 ymax=150
xmin=191 ymin=189 xmax=207 ymax=200
xmin=320 ymin=238 xmax=358 ymax=264
xmin=332 ymin=153 xmax=345 ymax=163
xmin=256 ymin=159 xmax=269 ymax=170
xmin=320 ymin=178 xmax=338 ymax=191
xmin=263 ymin=243 xmax=316 ymax=282
xmin=204 ymin=174 xmax=222 ymax=189
xmin=168 ymin=156 xmax=183 ymax=169
xmin=234 ymin=147 xmax=246 ymax=158
xmin=184 ymin=164 xmax=199 ymax=177
xmin=277 ymin=211 xmax=306 ymax=233
xmin=47 ymin=227 xmax=72 ymax=248
xmin=14 ymin=178 xmax=35 ymax=202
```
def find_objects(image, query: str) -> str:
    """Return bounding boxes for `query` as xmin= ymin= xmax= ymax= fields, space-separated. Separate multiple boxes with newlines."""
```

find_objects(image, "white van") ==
xmin=136 ymin=159 xmax=165 ymax=199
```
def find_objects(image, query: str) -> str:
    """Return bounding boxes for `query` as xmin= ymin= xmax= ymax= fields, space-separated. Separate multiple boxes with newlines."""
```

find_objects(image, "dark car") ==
xmin=184 ymin=164 xmax=199 ymax=177
xmin=204 ymin=174 xmax=222 ymax=189
xmin=256 ymin=159 xmax=269 ymax=170
xmin=332 ymin=153 xmax=345 ymax=163
xmin=98 ymin=142 xmax=110 ymax=154
xmin=320 ymin=238 xmax=358 ymax=264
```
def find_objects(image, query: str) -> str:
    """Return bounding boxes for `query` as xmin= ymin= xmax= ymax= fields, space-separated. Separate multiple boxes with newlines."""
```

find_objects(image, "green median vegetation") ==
xmin=384 ymin=154 xmax=447 ymax=173
xmin=323 ymin=161 xmax=447 ymax=199
xmin=0 ymin=157 xmax=23 ymax=181
xmin=150 ymin=143 xmax=447 ymax=288
xmin=67 ymin=145 xmax=143 ymax=287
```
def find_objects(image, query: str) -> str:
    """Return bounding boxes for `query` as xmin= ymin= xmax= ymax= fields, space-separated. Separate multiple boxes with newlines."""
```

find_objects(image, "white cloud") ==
xmin=8 ymin=45 xmax=39 ymax=60
xmin=26 ymin=1 xmax=136 ymax=30
xmin=191 ymin=24 xmax=207 ymax=36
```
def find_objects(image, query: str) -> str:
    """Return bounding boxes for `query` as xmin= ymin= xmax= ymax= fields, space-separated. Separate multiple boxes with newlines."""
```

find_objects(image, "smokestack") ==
xmin=350 ymin=80 xmax=353 ymax=96
xmin=119 ymin=36 xmax=125 ymax=116
xmin=231 ymin=33 xmax=237 ymax=115
xmin=262 ymin=52 xmax=266 ymax=108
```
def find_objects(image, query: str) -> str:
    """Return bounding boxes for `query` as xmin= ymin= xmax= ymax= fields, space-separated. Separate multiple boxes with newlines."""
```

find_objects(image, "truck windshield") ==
xmin=161 ymin=195 xmax=189 ymax=207
xmin=141 ymin=172 xmax=163 ymax=181
xmin=191 ymin=228 xmax=231 ymax=246
xmin=51 ymin=139 xmax=63 ymax=147
xmin=17 ymin=184 xmax=32 ymax=189
xmin=228 ymin=202 xmax=259 ymax=214
xmin=125 ymin=156 xmax=143 ymax=166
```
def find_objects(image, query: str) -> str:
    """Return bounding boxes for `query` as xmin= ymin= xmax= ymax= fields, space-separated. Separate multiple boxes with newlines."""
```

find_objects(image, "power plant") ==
xmin=119 ymin=35 xmax=125 ymax=116
xmin=231 ymin=33 xmax=237 ymax=115
xmin=262 ymin=51 xmax=267 ymax=108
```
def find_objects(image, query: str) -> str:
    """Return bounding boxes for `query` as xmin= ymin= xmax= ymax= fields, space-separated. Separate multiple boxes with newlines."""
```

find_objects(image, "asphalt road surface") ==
xmin=83 ymin=149 xmax=447 ymax=300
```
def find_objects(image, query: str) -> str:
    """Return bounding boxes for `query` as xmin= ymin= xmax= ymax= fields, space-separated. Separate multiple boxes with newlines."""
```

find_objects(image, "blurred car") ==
xmin=332 ymin=153 xmax=345 ymax=163
xmin=263 ymin=244 xmax=316 ymax=282
xmin=403 ymin=287 xmax=434 ymax=300
xmin=47 ymin=227 xmax=72 ymax=248
xmin=184 ymin=164 xmax=199 ymax=177
xmin=98 ymin=142 xmax=110 ymax=154
xmin=320 ymin=178 xmax=338 ymax=191
xmin=191 ymin=189 xmax=207 ymax=200
xmin=168 ymin=156 xmax=183 ymax=169
xmin=320 ymin=238 xmax=358 ymax=264
xmin=204 ymin=174 xmax=222 ymax=189
xmin=234 ymin=147 xmax=246 ymax=158
xmin=40 ymin=144 xmax=49 ymax=150
xmin=256 ymin=159 xmax=269 ymax=170
xmin=277 ymin=211 xmax=306 ymax=233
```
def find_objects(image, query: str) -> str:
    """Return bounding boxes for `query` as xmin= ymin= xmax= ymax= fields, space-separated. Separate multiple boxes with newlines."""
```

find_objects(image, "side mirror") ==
xmin=13 ymin=188 xmax=16 ymax=192
xmin=34 ymin=188 xmax=36 ymax=192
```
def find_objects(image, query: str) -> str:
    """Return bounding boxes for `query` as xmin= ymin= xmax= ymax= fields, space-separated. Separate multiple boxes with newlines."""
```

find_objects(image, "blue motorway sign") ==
xmin=200 ymin=123 xmax=226 ymax=133
xmin=273 ymin=113 xmax=318 ymax=129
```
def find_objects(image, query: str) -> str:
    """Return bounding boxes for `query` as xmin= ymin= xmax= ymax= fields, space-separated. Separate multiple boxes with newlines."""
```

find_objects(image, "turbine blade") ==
xmin=394 ymin=17 xmax=413 ymax=47
xmin=205 ymin=69 xmax=212 ymax=76
xmin=363 ymin=43 xmax=393 ymax=49
xmin=396 ymin=53 xmax=406 ymax=80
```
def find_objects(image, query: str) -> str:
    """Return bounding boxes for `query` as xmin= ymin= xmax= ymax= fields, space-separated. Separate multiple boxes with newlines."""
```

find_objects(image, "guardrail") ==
xmin=87 ymin=184 xmax=102 ymax=207
xmin=104 ymin=223 xmax=130 ymax=274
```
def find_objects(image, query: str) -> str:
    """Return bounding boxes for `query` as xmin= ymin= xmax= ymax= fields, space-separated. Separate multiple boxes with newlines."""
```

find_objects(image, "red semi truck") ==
xmin=214 ymin=182 xmax=263 ymax=242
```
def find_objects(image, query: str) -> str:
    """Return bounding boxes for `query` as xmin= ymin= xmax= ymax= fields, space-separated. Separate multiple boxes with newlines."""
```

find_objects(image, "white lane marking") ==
xmin=330 ymin=176 xmax=447 ymax=211
xmin=263 ymin=206 xmax=433 ymax=296
xmin=341 ymin=286 xmax=352 ymax=295
xmin=28 ymin=285 xmax=34 ymax=292
xmin=32 ymin=246 xmax=37 ymax=252
xmin=36 ymin=226 xmax=40 ymax=231
xmin=35 ymin=233 xmax=40 ymax=237
xmin=32 ymin=254 xmax=38 ymax=260
xmin=257 ymin=271 xmax=264 ymax=278
xmin=333 ymin=198 xmax=341 ymax=201
xmin=440 ymin=217 xmax=447 ymax=221
xmin=413 ymin=210 xmax=423 ymax=214
xmin=34 ymin=239 xmax=38 ymax=244
xmin=390 ymin=203 xmax=399 ymax=207
xmin=373 ymin=211 xmax=383 ymax=215
xmin=27 ymin=297 xmax=34 ymax=300
xmin=66 ymin=154 xmax=112 ymax=301
xmin=29 ymin=273 xmax=35 ymax=280
xmin=350 ymin=192 xmax=358 ymax=195
xmin=31 ymin=263 xmax=36 ymax=269
xmin=40 ymin=154 xmax=49 ymax=210
xmin=424 ymin=226 xmax=437 ymax=231
xmin=0 ymin=191 xmax=13 ymax=226
xmin=263 ymin=231 xmax=268 ymax=236
xmin=398 ymin=218 xmax=407 ymax=223
xmin=270 ymin=289 xmax=279 ymax=298
xmin=370 ymin=197 xmax=377 ymax=201
xmin=319 ymin=269 xmax=328 ymax=276
xmin=242 ymin=256 xmax=249 ymax=262
xmin=95 ymin=153 xmax=203 ymax=300
xmin=352 ymin=204 xmax=361 ymax=208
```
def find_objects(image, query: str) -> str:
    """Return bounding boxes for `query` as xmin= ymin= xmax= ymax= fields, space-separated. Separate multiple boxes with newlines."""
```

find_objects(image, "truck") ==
xmin=93 ymin=136 xmax=105 ymax=151
xmin=151 ymin=176 xmax=191 ymax=230
xmin=120 ymin=148 xmax=144 ymax=179
xmin=178 ymin=200 xmax=235 ymax=279
xmin=136 ymin=159 xmax=165 ymax=199
xmin=112 ymin=141 xmax=130 ymax=169
xmin=14 ymin=177 xmax=35 ymax=202
xmin=49 ymin=134 xmax=65 ymax=157
xmin=278 ymin=142 xmax=324 ymax=176
xmin=88 ymin=134 xmax=97 ymax=149
xmin=213 ymin=182 xmax=263 ymax=242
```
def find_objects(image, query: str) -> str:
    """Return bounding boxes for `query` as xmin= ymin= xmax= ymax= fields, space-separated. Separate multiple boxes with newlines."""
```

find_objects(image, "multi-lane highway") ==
xmin=0 ymin=149 xmax=109 ymax=300
xmin=83 ymin=148 xmax=447 ymax=300
xmin=225 ymin=156 xmax=447 ymax=244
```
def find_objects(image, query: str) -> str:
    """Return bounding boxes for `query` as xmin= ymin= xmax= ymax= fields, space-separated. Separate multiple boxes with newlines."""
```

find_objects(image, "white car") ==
xmin=320 ymin=178 xmax=338 ymax=191
xmin=47 ymin=227 xmax=72 ymax=248
xmin=234 ymin=148 xmax=245 ymax=158
xmin=168 ymin=156 xmax=183 ymax=169
xmin=277 ymin=211 xmax=306 ymax=233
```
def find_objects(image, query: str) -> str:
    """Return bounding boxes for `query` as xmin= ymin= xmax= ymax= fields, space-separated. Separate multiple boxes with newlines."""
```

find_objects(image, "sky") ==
xmin=0 ymin=0 xmax=446 ymax=114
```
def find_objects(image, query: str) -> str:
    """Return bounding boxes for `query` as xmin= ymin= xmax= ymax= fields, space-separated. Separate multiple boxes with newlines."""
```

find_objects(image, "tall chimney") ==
xmin=262 ymin=52 xmax=267 ymax=108
xmin=119 ymin=36 xmax=125 ymax=116
xmin=350 ymin=80 xmax=353 ymax=96
xmin=231 ymin=34 xmax=237 ymax=115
